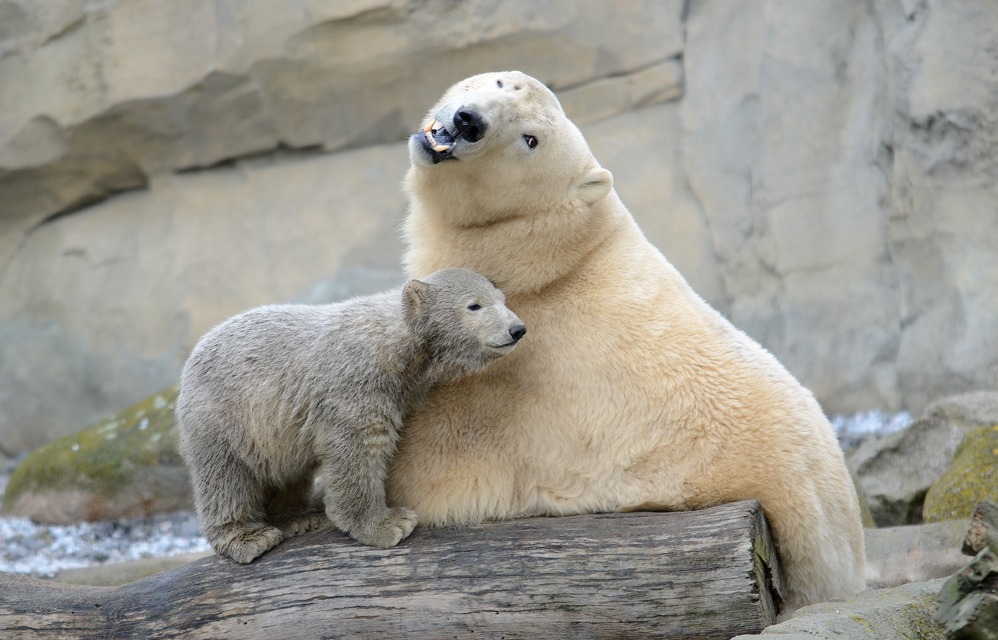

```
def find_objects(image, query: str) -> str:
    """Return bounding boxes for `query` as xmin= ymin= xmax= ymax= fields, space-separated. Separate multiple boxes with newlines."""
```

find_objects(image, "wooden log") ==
xmin=0 ymin=500 xmax=784 ymax=640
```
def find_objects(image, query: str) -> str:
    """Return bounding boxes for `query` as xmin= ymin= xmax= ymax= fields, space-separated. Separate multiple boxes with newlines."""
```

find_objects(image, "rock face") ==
xmin=1 ymin=384 xmax=191 ymax=524
xmin=923 ymin=425 xmax=998 ymax=523
xmin=851 ymin=392 xmax=998 ymax=526
xmin=682 ymin=0 xmax=998 ymax=416
xmin=1 ymin=0 xmax=997 ymax=454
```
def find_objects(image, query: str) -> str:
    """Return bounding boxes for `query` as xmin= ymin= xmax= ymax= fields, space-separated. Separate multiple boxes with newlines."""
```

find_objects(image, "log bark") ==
xmin=0 ymin=500 xmax=784 ymax=640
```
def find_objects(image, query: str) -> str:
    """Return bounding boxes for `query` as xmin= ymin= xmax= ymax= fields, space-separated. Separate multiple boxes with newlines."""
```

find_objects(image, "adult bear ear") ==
xmin=574 ymin=167 xmax=613 ymax=204
xmin=403 ymin=279 xmax=429 ymax=325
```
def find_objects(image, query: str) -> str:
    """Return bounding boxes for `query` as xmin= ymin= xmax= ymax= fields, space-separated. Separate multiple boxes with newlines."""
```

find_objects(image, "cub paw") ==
xmin=354 ymin=507 xmax=419 ymax=548
xmin=280 ymin=513 xmax=334 ymax=538
xmin=217 ymin=525 xmax=284 ymax=563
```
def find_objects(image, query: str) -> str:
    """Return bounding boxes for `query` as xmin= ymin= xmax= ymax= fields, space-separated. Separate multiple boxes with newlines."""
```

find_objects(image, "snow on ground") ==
xmin=0 ymin=462 xmax=210 ymax=578
xmin=831 ymin=409 xmax=912 ymax=451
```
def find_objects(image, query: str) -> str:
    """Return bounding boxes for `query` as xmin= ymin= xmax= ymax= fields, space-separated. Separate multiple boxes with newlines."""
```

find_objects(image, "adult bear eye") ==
xmin=468 ymin=303 xmax=482 ymax=311
xmin=524 ymin=135 xmax=538 ymax=149
xmin=496 ymin=79 xmax=503 ymax=88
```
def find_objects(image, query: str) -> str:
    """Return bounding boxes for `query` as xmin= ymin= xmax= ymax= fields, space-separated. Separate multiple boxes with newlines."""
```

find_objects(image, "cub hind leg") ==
xmin=268 ymin=475 xmax=334 ymax=539
xmin=187 ymin=444 xmax=283 ymax=563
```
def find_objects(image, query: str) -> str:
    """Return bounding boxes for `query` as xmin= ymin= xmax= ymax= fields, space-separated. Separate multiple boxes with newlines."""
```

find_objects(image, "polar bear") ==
xmin=177 ymin=269 xmax=525 ymax=563
xmin=386 ymin=71 xmax=865 ymax=610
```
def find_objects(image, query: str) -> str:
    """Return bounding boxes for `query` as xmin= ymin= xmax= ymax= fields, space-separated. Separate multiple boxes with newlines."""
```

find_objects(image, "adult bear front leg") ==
xmin=318 ymin=420 xmax=418 ymax=548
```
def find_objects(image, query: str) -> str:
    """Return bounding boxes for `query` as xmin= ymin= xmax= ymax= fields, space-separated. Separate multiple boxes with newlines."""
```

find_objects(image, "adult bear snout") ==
xmin=454 ymin=108 xmax=487 ymax=143
xmin=509 ymin=324 xmax=526 ymax=343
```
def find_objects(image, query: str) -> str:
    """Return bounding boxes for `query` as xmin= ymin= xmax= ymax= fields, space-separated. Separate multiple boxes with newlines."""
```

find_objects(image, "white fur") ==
xmin=387 ymin=71 xmax=865 ymax=611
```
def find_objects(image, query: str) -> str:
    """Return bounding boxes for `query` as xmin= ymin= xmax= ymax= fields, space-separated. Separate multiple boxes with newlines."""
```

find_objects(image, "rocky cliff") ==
xmin=1 ymin=0 xmax=996 ymax=454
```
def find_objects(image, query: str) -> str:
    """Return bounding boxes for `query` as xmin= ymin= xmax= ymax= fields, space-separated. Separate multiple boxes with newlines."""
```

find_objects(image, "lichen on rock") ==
xmin=923 ymin=425 xmax=998 ymax=524
xmin=1 ymin=383 xmax=191 ymax=524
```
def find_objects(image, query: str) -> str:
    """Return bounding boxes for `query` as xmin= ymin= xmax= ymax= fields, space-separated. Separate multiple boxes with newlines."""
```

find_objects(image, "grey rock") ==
xmin=0 ymin=0 xmax=685 ymax=265
xmin=850 ymin=392 xmax=998 ymax=526
xmin=864 ymin=520 xmax=971 ymax=588
xmin=681 ymin=0 xmax=998 ymax=416
xmin=732 ymin=580 xmax=946 ymax=640
xmin=2 ymin=384 xmax=191 ymax=523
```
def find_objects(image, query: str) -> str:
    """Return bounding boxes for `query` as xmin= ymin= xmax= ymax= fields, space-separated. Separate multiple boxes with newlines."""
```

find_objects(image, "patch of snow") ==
xmin=0 ymin=465 xmax=210 ymax=578
xmin=0 ymin=510 xmax=211 ymax=577
xmin=830 ymin=410 xmax=913 ymax=451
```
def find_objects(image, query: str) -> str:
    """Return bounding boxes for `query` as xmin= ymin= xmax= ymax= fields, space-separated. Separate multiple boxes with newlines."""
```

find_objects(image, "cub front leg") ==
xmin=319 ymin=418 xmax=418 ymax=548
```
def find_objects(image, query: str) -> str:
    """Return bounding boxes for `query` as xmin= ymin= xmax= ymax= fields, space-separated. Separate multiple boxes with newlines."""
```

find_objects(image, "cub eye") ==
xmin=524 ymin=135 xmax=538 ymax=149
xmin=496 ymin=79 xmax=503 ymax=88
xmin=467 ymin=303 xmax=482 ymax=311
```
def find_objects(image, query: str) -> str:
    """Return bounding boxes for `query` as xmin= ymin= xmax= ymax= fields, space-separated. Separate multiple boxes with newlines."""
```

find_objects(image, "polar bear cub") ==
xmin=177 ymin=269 xmax=525 ymax=563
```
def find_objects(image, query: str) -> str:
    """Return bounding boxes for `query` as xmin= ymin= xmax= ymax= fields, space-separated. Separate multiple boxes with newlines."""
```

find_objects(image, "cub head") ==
xmin=402 ymin=268 xmax=525 ymax=370
xmin=406 ymin=71 xmax=613 ymax=228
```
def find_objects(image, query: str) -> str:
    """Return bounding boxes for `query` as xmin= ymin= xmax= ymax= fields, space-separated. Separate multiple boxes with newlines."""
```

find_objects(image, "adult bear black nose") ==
xmin=454 ymin=108 xmax=487 ymax=143
xmin=509 ymin=324 xmax=526 ymax=343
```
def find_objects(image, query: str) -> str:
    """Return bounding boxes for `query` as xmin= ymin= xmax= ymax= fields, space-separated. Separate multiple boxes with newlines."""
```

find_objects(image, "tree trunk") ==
xmin=0 ymin=500 xmax=784 ymax=640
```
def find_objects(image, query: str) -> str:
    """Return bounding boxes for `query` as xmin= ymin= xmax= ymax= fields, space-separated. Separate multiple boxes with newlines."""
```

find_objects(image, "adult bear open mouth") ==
xmin=417 ymin=119 xmax=458 ymax=163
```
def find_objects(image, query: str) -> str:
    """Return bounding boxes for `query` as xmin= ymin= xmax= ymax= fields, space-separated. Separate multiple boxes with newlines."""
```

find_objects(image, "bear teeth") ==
xmin=423 ymin=119 xmax=455 ymax=152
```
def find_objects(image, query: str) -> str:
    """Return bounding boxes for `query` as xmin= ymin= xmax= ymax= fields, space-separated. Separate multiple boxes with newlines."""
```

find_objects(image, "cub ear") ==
xmin=574 ymin=167 xmax=613 ymax=204
xmin=402 ymin=279 xmax=429 ymax=323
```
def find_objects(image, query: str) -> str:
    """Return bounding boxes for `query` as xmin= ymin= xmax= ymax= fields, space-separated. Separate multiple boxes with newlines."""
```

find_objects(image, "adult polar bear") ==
xmin=387 ymin=71 xmax=864 ymax=610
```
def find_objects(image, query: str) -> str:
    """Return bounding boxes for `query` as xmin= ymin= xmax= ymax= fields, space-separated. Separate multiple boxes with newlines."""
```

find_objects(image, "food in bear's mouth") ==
xmin=423 ymin=119 xmax=456 ymax=152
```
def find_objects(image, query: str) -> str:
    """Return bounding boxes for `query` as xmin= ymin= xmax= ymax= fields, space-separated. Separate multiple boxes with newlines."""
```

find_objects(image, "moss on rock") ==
xmin=923 ymin=425 xmax=998 ymax=523
xmin=1 ymin=383 xmax=192 ymax=523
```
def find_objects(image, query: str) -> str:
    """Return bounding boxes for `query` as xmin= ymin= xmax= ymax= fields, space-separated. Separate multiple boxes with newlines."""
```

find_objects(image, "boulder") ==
xmin=923 ymin=425 xmax=998 ymax=523
xmin=864 ymin=521 xmax=971 ymax=589
xmin=851 ymin=392 xmax=998 ymax=526
xmin=1 ymin=384 xmax=191 ymax=524
xmin=731 ymin=580 xmax=946 ymax=640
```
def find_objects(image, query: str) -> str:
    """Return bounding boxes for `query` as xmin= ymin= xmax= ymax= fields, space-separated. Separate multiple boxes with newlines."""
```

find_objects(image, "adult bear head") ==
xmin=405 ymin=71 xmax=617 ymax=296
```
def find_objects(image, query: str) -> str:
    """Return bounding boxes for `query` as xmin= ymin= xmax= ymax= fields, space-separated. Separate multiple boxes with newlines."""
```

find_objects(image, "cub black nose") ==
xmin=453 ymin=108 xmax=487 ymax=143
xmin=509 ymin=324 xmax=526 ymax=343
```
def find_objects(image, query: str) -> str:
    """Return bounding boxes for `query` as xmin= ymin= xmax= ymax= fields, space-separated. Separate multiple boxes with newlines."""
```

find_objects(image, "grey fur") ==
xmin=177 ymin=269 xmax=525 ymax=563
